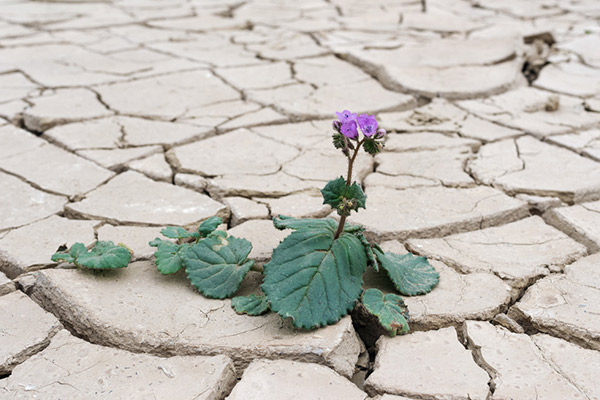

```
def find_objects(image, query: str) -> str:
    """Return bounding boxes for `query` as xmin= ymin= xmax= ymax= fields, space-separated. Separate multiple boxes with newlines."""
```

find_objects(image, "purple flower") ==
xmin=357 ymin=114 xmax=378 ymax=137
xmin=336 ymin=110 xmax=357 ymax=123
xmin=340 ymin=120 xmax=358 ymax=139
xmin=375 ymin=128 xmax=386 ymax=139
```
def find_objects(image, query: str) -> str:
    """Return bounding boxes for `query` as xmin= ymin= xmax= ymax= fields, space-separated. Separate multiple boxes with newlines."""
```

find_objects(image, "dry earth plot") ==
xmin=1 ymin=0 xmax=600 ymax=399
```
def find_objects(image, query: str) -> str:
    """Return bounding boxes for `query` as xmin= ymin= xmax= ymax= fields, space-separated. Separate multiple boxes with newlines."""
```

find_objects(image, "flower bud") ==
xmin=332 ymin=120 xmax=342 ymax=133
xmin=375 ymin=128 xmax=386 ymax=139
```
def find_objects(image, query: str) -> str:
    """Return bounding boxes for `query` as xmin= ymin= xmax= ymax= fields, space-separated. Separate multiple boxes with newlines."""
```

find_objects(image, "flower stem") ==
xmin=334 ymin=215 xmax=347 ymax=240
xmin=334 ymin=138 xmax=365 ymax=240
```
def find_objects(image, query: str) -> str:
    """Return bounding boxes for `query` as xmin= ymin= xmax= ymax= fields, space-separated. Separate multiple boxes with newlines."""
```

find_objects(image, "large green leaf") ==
xmin=320 ymin=176 xmax=367 ymax=215
xmin=181 ymin=233 xmax=254 ymax=299
xmin=361 ymin=288 xmax=409 ymax=337
xmin=262 ymin=218 xmax=367 ymax=329
xmin=231 ymin=294 xmax=269 ymax=316
xmin=374 ymin=249 xmax=439 ymax=296
xmin=52 ymin=241 xmax=131 ymax=269
xmin=149 ymin=238 xmax=187 ymax=275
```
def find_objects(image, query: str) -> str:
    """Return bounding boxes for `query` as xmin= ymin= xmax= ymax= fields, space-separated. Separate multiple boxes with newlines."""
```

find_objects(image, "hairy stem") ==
xmin=334 ymin=138 xmax=365 ymax=239
xmin=334 ymin=215 xmax=347 ymax=240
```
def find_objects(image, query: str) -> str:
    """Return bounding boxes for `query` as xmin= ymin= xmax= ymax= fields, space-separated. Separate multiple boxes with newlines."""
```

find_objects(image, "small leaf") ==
xmin=52 ymin=242 xmax=131 ymax=269
xmin=161 ymin=226 xmax=198 ymax=240
xmin=374 ymin=249 xmax=439 ymax=296
xmin=51 ymin=251 xmax=74 ymax=263
xmin=342 ymin=222 xmax=364 ymax=233
xmin=332 ymin=133 xmax=353 ymax=156
xmin=332 ymin=132 xmax=345 ymax=150
xmin=231 ymin=294 xmax=269 ymax=316
xmin=51 ymin=242 xmax=95 ymax=264
xmin=197 ymin=216 xmax=223 ymax=237
xmin=76 ymin=241 xmax=131 ymax=269
xmin=182 ymin=233 xmax=254 ymax=299
xmin=321 ymin=176 xmax=346 ymax=208
xmin=70 ymin=243 xmax=87 ymax=258
xmin=150 ymin=238 xmax=187 ymax=275
xmin=273 ymin=215 xmax=364 ymax=236
xmin=361 ymin=288 xmax=409 ymax=337
xmin=344 ymin=182 xmax=367 ymax=210
xmin=210 ymin=230 xmax=227 ymax=239
xmin=363 ymin=138 xmax=384 ymax=155
xmin=273 ymin=215 xmax=337 ymax=231
xmin=357 ymin=234 xmax=378 ymax=272
xmin=262 ymin=219 xmax=367 ymax=329
xmin=320 ymin=177 xmax=367 ymax=215
xmin=149 ymin=238 xmax=163 ymax=247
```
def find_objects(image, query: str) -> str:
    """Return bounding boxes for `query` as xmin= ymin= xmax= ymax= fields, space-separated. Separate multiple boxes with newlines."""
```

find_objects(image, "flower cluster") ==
xmin=332 ymin=110 xmax=385 ymax=156
xmin=333 ymin=110 xmax=386 ymax=140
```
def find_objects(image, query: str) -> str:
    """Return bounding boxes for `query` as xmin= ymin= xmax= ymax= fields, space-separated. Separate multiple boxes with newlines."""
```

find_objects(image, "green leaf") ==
xmin=181 ymin=233 xmax=254 ymax=299
xmin=374 ymin=249 xmax=439 ymax=296
xmin=320 ymin=177 xmax=367 ymax=216
xmin=321 ymin=176 xmax=346 ymax=208
xmin=77 ymin=241 xmax=131 ymax=269
xmin=231 ymin=294 xmax=269 ymax=316
xmin=357 ymin=234 xmax=378 ymax=272
xmin=361 ymin=288 xmax=410 ymax=337
xmin=332 ymin=132 xmax=345 ymax=149
xmin=272 ymin=215 xmax=363 ymax=234
xmin=149 ymin=238 xmax=164 ymax=247
xmin=211 ymin=230 xmax=227 ymax=239
xmin=332 ymin=133 xmax=353 ymax=156
xmin=197 ymin=216 xmax=223 ymax=237
xmin=52 ymin=242 xmax=131 ymax=269
xmin=149 ymin=238 xmax=187 ymax=275
xmin=51 ymin=250 xmax=74 ymax=263
xmin=160 ymin=226 xmax=198 ymax=240
xmin=70 ymin=243 xmax=87 ymax=258
xmin=273 ymin=215 xmax=337 ymax=231
xmin=363 ymin=138 xmax=384 ymax=155
xmin=262 ymin=219 xmax=367 ymax=329
xmin=51 ymin=242 xmax=92 ymax=264
xmin=344 ymin=182 xmax=367 ymax=210
xmin=342 ymin=222 xmax=364 ymax=233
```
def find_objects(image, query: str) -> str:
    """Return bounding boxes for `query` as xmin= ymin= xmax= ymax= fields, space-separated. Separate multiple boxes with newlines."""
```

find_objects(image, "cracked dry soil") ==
xmin=1 ymin=0 xmax=600 ymax=399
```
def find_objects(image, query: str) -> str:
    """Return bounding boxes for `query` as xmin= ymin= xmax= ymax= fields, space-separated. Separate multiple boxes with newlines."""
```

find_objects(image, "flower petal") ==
xmin=341 ymin=120 xmax=358 ymax=139
xmin=336 ymin=110 xmax=357 ymax=123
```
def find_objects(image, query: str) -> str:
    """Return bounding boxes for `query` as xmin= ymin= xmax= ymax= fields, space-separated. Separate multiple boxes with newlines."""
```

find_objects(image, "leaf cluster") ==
xmin=149 ymin=217 xmax=255 ymax=299
xmin=148 ymin=216 xmax=223 ymax=275
xmin=261 ymin=216 xmax=439 ymax=333
xmin=51 ymin=241 xmax=131 ymax=270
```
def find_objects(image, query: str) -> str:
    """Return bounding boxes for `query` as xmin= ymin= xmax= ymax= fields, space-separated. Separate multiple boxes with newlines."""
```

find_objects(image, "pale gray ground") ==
xmin=1 ymin=0 xmax=600 ymax=399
